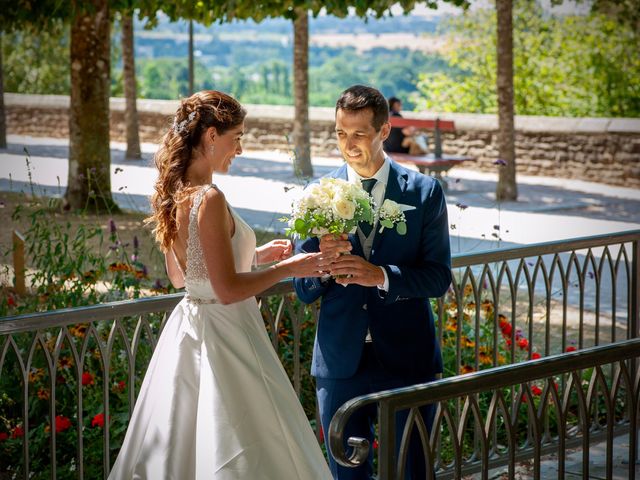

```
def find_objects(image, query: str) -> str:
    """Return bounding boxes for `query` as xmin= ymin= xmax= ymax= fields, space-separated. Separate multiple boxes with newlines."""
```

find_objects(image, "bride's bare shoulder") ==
xmin=200 ymin=185 xmax=226 ymax=212
xmin=197 ymin=186 xmax=230 ymax=232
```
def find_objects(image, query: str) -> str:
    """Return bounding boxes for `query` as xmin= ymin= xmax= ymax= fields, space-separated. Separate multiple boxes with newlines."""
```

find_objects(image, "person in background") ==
xmin=383 ymin=96 xmax=429 ymax=156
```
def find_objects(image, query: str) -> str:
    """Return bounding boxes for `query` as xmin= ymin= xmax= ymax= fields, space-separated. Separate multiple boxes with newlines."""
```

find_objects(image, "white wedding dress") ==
xmin=109 ymin=185 xmax=332 ymax=480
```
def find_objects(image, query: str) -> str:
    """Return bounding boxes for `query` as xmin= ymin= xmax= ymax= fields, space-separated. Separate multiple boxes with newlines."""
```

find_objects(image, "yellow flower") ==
xmin=481 ymin=299 xmax=494 ymax=315
xmin=58 ymin=356 xmax=74 ymax=369
xmin=45 ymin=337 xmax=57 ymax=352
xmin=28 ymin=368 xmax=45 ymax=383
xmin=479 ymin=351 xmax=493 ymax=365
xmin=69 ymin=324 xmax=88 ymax=339
xmin=445 ymin=317 xmax=457 ymax=332
xmin=37 ymin=387 xmax=50 ymax=400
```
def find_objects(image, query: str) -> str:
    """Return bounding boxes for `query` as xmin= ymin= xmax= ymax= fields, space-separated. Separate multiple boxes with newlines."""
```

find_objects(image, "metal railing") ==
xmin=1 ymin=230 xmax=638 ymax=479
xmin=329 ymin=339 xmax=640 ymax=479
xmin=331 ymin=229 xmax=640 ymax=479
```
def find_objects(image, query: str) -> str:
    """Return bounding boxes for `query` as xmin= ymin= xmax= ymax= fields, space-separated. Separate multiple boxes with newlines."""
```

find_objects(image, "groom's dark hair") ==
xmin=335 ymin=85 xmax=389 ymax=132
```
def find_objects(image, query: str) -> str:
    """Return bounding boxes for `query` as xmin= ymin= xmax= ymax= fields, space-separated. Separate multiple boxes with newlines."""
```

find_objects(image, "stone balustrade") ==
xmin=5 ymin=93 xmax=640 ymax=187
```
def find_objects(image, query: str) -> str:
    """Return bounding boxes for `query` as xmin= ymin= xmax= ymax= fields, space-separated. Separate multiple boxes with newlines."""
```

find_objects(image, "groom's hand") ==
xmin=319 ymin=234 xmax=351 ymax=259
xmin=329 ymin=255 xmax=385 ymax=287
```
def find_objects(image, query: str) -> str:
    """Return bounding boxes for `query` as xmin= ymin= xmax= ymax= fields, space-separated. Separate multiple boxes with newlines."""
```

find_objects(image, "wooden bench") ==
xmin=387 ymin=117 xmax=474 ymax=191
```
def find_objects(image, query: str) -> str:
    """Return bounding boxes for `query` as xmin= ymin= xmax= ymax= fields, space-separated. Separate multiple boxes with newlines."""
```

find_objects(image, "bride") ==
xmin=108 ymin=90 xmax=332 ymax=479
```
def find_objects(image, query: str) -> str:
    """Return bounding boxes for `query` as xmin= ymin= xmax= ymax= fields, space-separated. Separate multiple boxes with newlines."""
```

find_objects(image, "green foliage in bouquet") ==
xmin=285 ymin=178 xmax=375 ymax=240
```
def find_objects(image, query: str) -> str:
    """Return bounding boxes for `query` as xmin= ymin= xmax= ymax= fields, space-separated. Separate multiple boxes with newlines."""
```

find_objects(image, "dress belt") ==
xmin=184 ymin=294 xmax=218 ymax=305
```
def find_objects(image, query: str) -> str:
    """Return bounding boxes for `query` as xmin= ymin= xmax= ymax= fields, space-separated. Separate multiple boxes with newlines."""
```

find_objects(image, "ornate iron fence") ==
xmin=1 ymin=229 xmax=638 ymax=479
xmin=331 ymin=229 xmax=640 ymax=479
xmin=329 ymin=339 xmax=640 ymax=479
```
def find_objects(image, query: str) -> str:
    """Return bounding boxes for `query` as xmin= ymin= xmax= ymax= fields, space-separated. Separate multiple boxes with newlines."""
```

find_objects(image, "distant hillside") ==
xmin=136 ymin=13 xmax=443 ymax=36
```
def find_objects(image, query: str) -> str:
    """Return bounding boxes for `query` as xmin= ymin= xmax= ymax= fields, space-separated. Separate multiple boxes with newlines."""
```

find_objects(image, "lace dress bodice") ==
xmin=184 ymin=184 xmax=257 ymax=301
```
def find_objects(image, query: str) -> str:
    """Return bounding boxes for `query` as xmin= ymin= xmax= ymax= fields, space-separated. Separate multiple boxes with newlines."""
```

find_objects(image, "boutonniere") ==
xmin=377 ymin=199 xmax=413 ymax=235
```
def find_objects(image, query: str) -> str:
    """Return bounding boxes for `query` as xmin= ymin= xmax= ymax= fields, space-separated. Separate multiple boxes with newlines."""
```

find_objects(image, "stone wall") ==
xmin=6 ymin=93 xmax=640 ymax=187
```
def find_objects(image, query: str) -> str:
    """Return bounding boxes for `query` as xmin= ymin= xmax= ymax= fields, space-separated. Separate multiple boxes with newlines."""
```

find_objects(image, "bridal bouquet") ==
xmin=286 ymin=178 xmax=375 ymax=239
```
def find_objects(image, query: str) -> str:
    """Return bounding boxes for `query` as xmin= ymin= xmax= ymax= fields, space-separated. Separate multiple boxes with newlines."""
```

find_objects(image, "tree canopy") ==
xmin=414 ymin=0 xmax=640 ymax=117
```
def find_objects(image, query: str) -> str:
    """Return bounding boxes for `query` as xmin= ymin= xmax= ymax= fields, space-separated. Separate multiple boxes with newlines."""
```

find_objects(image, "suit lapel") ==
xmin=371 ymin=161 xmax=408 ymax=257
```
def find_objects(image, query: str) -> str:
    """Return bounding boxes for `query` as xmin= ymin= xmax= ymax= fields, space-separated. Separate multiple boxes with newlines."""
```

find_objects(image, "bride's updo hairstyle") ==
xmin=147 ymin=90 xmax=246 ymax=252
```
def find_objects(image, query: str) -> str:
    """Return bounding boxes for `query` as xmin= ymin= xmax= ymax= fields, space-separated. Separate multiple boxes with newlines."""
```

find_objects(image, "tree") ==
xmin=1 ymin=1 xmax=119 ymax=211
xmin=188 ymin=19 xmax=194 ymax=95
xmin=1 ymin=21 xmax=70 ymax=151
xmin=0 ymin=33 xmax=6 ymax=149
xmin=2 ymin=22 xmax=70 ymax=95
xmin=415 ymin=0 xmax=639 ymax=202
xmin=495 ymin=0 xmax=516 ymax=201
xmin=292 ymin=7 xmax=311 ymax=177
xmin=415 ymin=2 xmax=639 ymax=116
xmin=65 ymin=0 xmax=116 ymax=211
xmin=121 ymin=10 xmax=141 ymax=159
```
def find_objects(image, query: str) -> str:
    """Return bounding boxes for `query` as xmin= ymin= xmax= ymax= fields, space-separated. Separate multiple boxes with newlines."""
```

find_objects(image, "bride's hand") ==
xmin=256 ymin=239 xmax=293 ymax=265
xmin=278 ymin=252 xmax=327 ymax=278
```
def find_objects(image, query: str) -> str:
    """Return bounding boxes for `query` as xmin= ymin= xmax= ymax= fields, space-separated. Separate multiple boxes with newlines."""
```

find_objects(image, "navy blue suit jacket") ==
xmin=294 ymin=160 xmax=452 ymax=380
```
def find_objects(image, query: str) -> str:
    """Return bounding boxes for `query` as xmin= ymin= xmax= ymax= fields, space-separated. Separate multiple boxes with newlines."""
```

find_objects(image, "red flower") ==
xmin=565 ymin=346 xmax=577 ymax=352
xmin=7 ymin=295 xmax=16 ymax=307
xmin=373 ymin=439 xmax=379 ymax=450
xmin=55 ymin=416 xmax=71 ymax=433
xmin=517 ymin=338 xmax=529 ymax=351
xmin=91 ymin=413 xmax=105 ymax=428
xmin=499 ymin=316 xmax=513 ymax=336
xmin=11 ymin=426 xmax=24 ymax=438
xmin=0 ymin=432 xmax=8 ymax=442
xmin=112 ymin=380 xmax=126 ymax=393
xmin=531 ymin=352 xmax=541 ymax=360
xmin=531 ymin=385 xmax=543 ymax=396
xmin=82 ymin=372 xmax=94 ymax=386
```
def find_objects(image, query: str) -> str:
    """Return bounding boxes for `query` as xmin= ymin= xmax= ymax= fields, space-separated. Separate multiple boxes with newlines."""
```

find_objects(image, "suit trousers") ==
xmin=316 ymin=343 xmax=436 ymax=480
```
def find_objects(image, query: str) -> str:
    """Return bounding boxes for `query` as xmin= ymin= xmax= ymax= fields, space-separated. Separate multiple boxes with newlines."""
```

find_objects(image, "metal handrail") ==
xmin=3 ymin=229 xmax=638 ymax=332
xmin=329 ymin=338 xmax=640 ymax=450
xmin=329 ymin=338 xmax=640 ymax=478
xmin=451 ymin=229 xmax=640 ymax=267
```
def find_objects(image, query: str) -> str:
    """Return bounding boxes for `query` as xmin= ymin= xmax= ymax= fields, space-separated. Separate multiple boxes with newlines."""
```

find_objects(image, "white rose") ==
xmin=351 ymin=182 xmax=366 ymax=198
xmin=380 ymin=199 xmax=401 ymax=217
xmin=302 ymin=192 xmax=319 ymax=209
xmin=333 ymin=198 xmax=356 ymax=220
xmin=312 ymin=226 xmax=330 ymax=236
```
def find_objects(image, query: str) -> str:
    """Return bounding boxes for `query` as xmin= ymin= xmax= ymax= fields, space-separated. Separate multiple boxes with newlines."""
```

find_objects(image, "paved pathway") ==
xmin=1 ymin=135 xmax=638 ymax=256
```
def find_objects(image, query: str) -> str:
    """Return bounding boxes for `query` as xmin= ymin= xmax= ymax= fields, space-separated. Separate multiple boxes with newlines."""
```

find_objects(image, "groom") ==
xmin=294 ymin=85 xmax=452 ymax=479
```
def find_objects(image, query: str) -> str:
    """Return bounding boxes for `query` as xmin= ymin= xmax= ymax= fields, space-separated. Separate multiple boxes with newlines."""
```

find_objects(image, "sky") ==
xmin=389 ymin=0 xmax=592 ymax=18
